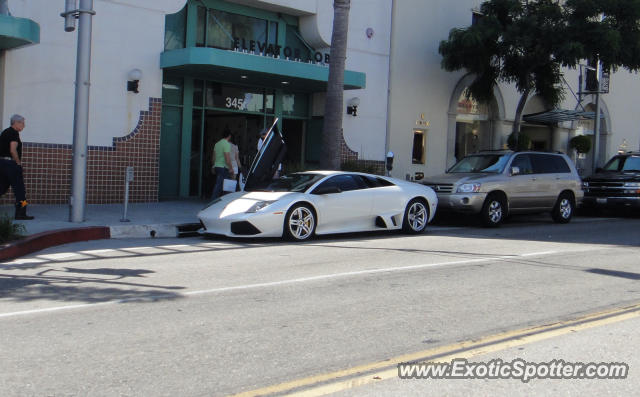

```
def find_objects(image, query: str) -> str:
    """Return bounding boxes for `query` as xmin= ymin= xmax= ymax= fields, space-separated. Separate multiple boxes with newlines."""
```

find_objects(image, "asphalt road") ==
xmin=0 ymin=214 xmax=639 ymax=396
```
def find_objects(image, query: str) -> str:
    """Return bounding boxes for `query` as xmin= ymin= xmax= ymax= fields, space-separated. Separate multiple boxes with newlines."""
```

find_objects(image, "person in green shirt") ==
xmin=211 ymin=130 xmax=235 ymax=199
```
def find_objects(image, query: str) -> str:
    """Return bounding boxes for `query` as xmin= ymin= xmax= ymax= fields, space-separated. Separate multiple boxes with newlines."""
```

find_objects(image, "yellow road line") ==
xmin=230 ymin=302 xmax=640 ymax=397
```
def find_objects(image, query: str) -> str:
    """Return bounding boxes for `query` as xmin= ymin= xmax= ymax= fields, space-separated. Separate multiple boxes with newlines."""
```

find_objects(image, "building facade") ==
xmin=386 ymin=0 xmax=640 ymax=181
xmin=1 ymin=0 xmax=639 ymax=205
xmin=0 ymin=0 xmax=391 ymax=203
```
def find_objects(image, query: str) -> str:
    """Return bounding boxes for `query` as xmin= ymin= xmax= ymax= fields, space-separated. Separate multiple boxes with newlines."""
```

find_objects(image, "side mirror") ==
xmin=511 ymin=166 xmax=520 ymax=176
xmin=312 ymin=185 xmax=342 ymax=195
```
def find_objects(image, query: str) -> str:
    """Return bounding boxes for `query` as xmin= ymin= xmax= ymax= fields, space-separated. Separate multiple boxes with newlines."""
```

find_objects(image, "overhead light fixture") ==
xmin=347 ymin=97 xmax=360 ymax=116
xmin=127 ymin=68 xmax=142 ymax=93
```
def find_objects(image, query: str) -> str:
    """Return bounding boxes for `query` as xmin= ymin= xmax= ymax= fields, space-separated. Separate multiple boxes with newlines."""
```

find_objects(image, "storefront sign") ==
xmin=416 ymin=113 xmax=430 ymax=128
xmin=233 ymin=37 xmax=330 ymax=64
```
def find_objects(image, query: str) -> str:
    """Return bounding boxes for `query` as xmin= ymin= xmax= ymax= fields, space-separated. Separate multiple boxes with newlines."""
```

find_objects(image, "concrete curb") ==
xmin=109 ymin=224 xmax=179 ymax=239
xmin=0 ymin=227 xmax=111 ymax=262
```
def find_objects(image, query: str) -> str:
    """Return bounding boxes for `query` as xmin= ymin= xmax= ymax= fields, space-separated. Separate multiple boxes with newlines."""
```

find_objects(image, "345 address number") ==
xmin=225 ymin=97 xmax=244 ymax=109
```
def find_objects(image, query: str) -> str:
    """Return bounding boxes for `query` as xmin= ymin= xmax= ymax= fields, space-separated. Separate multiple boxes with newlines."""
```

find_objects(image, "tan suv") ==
xmin=422 ymin=151 xmax=583 ymax=227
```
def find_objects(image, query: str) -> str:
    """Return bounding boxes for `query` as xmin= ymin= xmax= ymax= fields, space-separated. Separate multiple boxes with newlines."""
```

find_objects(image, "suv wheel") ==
xmin=481 ymin=194 xmax=506 ymax=227
xmin=552 ymin=193 xmax=574 ymax=224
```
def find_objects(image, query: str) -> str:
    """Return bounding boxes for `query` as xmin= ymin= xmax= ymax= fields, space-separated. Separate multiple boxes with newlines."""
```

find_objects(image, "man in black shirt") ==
xmin=0 ymin=114 xmax=34 ymax=220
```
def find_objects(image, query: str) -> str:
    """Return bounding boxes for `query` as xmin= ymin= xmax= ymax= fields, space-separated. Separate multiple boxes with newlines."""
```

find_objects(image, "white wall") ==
xmin=3 ymin=0 xmax=184 ymax=146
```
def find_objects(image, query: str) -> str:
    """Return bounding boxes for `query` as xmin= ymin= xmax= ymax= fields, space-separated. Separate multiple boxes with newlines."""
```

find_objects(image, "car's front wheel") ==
xmin=283 ymin=204 xmax=316 ymax=241
xmin=481 ymin=194 xmax=506 ymax=227
xmin=551 ymin=192 xmax=574 ymax=223
xmin=402 ymin=198 xmax=429 ymax=234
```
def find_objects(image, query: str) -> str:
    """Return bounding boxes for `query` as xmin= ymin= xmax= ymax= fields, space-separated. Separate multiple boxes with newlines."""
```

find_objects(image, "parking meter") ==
xmin=386 ymin=151 xmax=394 ymax=175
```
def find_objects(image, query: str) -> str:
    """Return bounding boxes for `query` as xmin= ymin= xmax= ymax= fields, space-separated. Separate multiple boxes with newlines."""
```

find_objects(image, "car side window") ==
xmin=511 ymin=154 xmax=533 ymax=175
xmin=361 ymin=175 xmax=382 ymax=188
xmin=530 ymin=154 xmax=570 ymax=174
xmin=318 ymin=175 xmax=363 ymax=192
xmin=361 ymin=175 xmax=395 ymax=188
xmin=552 ymin=156 xmax=571 ymax=173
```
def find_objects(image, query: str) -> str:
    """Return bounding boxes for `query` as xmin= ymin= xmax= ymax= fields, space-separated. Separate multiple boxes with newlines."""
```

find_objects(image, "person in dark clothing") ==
xmin=0 ymin=114 xmax=34 ymax=220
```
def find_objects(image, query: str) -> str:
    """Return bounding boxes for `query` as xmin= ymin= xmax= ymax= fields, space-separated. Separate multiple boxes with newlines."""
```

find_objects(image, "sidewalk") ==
xmin=0 ymin=200 xmax=207 ymax=261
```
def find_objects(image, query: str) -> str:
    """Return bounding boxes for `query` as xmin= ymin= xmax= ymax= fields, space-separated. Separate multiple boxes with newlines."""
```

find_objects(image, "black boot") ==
xmin=15 ymin=201 xmax=34 ymax=220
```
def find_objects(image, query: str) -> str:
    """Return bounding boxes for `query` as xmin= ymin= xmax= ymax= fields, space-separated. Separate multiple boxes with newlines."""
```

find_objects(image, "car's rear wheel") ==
xmin=402 ymin=198 xmax=429 ymax=234
xmin=481 ymin=194 xmax=506 ymax=227
xmin=283 ymin=204 xmax=316 ymax=241
xmin=552 ymin=192 xmax=574 ymax=223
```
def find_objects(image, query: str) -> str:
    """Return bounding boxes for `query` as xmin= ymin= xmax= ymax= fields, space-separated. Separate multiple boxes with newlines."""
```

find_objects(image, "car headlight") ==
xmin=582 ymin=181 xmax=589 ymax=188
xmin=456 ymin=183 xmax=481 ymax=193
xmin=624 ymin=182 xmax=640 ymax=188
xmin=246 ymin=200 xmax=276 ymax=213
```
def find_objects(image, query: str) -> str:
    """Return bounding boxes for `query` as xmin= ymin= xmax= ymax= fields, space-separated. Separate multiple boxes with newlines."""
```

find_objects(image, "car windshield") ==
xmin=448 ymin=154 xmax=511 ymax=173
xmin=263 ymin=173 xmax=325 ymax=192
xmin=602 ymin=156 xmax=640 ymax=172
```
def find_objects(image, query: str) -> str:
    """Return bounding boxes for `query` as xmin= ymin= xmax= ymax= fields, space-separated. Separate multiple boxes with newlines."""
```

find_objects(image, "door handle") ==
xmin=530 ymin=177 xmax=537 ymax=181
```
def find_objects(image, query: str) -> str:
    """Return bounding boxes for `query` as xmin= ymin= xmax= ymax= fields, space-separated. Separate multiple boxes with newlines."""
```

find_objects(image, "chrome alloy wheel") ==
xmin=288 ymin=206 xmax=315 ymax=240
xmin=407 ymin=201 xmax=427 ymax=232
xmin=488 ymin=200 xmax=503 ymax=224
xmin=559 ymin=198 xmax=572 ymax=219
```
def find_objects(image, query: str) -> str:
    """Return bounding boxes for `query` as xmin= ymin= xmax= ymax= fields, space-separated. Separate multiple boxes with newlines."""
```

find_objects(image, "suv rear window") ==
xmin=529 ymin=154 xmax=570 ymax=173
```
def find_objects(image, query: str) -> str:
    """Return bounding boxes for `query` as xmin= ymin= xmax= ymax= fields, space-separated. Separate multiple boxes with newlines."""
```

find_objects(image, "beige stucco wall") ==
xmin=388 ymin=0 xmax=640 ymax=180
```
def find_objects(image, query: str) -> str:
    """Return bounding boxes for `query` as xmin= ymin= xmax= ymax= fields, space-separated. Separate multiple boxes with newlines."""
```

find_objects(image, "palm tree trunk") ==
xmin=320 ymin=0 xmax=350 ymax=170
xmin=511 ymin=88 xmax=530 ymax=148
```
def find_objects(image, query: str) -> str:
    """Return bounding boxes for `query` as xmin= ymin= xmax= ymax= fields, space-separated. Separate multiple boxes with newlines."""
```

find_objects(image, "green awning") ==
xmin=160 ymin=47 xmax=366 ymax=92
xmin=0 ymin=14 xmax=39 ymax=50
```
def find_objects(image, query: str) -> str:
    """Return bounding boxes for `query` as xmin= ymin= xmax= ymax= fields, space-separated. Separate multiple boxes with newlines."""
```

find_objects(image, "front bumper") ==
xmin=198 ymin=207 xmax=286 ymax=238
xmin=582 ymin=196 xmax=640 ymax=208
xmin=436 ymin=192 xmax=487 ymax=213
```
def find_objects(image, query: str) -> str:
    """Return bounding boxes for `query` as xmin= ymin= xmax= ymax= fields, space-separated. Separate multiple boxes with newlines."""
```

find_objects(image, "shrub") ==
xmin=0 ymin=213 xmax=25 ymax=243
xmin=569 ymin=135 xmax=592 ymax=154
xmin=507 ymin=132 xmax=532 ymax=151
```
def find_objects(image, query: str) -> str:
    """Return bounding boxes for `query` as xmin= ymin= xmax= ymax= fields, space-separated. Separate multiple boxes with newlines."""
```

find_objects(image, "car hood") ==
xmin=244 ymin=118 xmax=287 ymax=192
xmin=198 ymin=190 xmax=298 ymax=217
xmin=584 ymin=172 xmax=640 ymax=182
xmin=422 ymin=173 xmax=498 ymax=185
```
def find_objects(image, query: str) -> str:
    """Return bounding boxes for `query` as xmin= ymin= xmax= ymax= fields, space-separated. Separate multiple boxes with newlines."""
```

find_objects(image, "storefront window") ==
xmin=457 ymin=90 xmax=487 ymax=116
xmin=165 ymin=6 xmax=187 ymax=50
xmin=196 ymin=6 xmax=206 ymax=47
xmin=193 ymin=79 xmax=204 ymax=107
xmin=193 ymin=80 xmax=274 ymax=115
xmin=412 ymin=129 xmax=426 ymax=164
xmin=195 ymin=7 xmax=277 ymax=53
xmin=282 ymin=92 xmax=308 ymax=118
xmin=190 ymin=109 xmax=203 ymax=196
xmin=162 ymin=76 xmax=184 ymax=106
xmin=285 ymin=25 xmax=312 ymax=61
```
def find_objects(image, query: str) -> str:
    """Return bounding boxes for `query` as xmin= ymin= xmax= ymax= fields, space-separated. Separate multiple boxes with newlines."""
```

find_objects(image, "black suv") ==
xmin=582 ymin=152 xmax=640 ymax=210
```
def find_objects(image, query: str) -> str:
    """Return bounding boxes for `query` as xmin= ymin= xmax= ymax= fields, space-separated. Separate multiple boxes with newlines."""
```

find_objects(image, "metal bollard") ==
xmin=120 ymin=166 xmax=134 ymax=222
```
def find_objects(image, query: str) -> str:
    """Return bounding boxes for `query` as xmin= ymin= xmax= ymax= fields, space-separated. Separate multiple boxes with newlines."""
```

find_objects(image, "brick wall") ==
xmin=1 ymin=98 xmax=161 ymax=204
